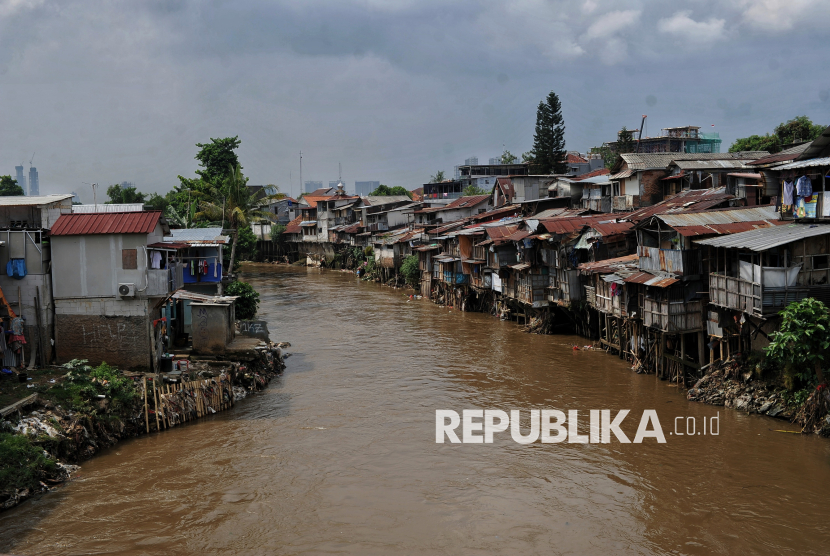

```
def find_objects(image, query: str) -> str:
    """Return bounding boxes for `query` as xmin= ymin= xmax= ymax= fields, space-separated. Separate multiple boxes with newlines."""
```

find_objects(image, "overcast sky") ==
xmin=1 ymin=0 xmax=828 ymax=200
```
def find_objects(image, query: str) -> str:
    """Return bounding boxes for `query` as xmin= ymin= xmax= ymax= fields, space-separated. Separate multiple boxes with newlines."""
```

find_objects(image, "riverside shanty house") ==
xmin=50 ymin=211 xmax=174 ymax=369
xmin=0 ymin=194 xmax=75 ymax=367
xmin=163 ymin=227 xmax=229 ymax=296
xmin=750 ymin=124 xmax=830 ymax=220
xmin=608 ymin=152 xmax=769 ymax=210
xmin=697 ymin=223 xmax=830 ymax=359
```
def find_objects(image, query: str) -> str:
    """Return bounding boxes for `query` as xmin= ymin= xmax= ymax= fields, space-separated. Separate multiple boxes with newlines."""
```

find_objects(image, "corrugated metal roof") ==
xmin=624 ymin=188 xmax=732 ymax=222
xmin=673 ymin=159 xmax=748 ymax=170
xmin=73 ymin=203 xmax=145 ymax=213
xmin=148 ymin=241 xmax=188 ymax=249
xmin=485 ymin=225 xmax=519 ymax=240
xmin=168 ymin=227 xmax=229 ymax=243
xmin=657 ymin=206 xmax=778 ymax=228
xmin=619 ymin=152 xmax=768 ymax=171
xmin=661 ymin=171 xmax=685 ymax=181
xmin=796 ymin=125 xmax=830 ymax=160
xmin=0 ymin=194 xmax=74 ymax=207
xmin=610 ymin=169 xmax=635 ymax=179
xmin=748 ymin=143 xmax=810 ymax=165
xmin=362 ymin=195 xmax=412 ymax=206
xmin=506 ymin=230 xmax=531 ymax=242
xmin=672 ymin=221 xmax=783 ymax=237
xmin=51 ymin=211 xmax=163 ymax=236
xmin=414 ymin=244 xmax=440 ymax=251
xmin=694 ymin=223 xmax=830 ymax=250
xmin=727 ymin=172 xmax=763 ymax=179
xmin=623 ymin=271 xmax=679 ymax=288
xmin=775 ymin=157 xmax=830 ymax=170
xmin=572 ymin=168 xmax=610 ymax=181
xmin=589 ymin=221 xmax=634 ymax=237
xmin=578 ymin=254 xmax=638 ymax=274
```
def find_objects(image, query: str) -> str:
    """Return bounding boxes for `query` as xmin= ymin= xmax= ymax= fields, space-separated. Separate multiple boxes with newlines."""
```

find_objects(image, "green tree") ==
xmin=728 ymin=134 xmax=781 ymax=153
xmin=369 ymin=184 xmax=412 ymax=198
xmin=271 ymin=223 xmax=287 ymax=255
xmin=225 ymin=280 xmax=260 ymax=320
xmin=145 ymin=192 xmax=170 ymax=212
xmin=194 ymin=136 xmax=242 ymax=183
xmin=0 ymin=175 xmax=24 ymax=196
xmin=775 ymin=116 xmax=825 ymax=145
xmin=766 ymin=298 xmax=830 ymax=387
xmin=530 ymin=91 xmax=567 ymax=174
xmin=194 ymin=163 xmax=279 ymax=272
xmin=429 ymin=171 xmax=446 ymax=183
xmin=590 ymin=145 xmax=618 ymax=169
xmin=616 ymin=126 xmax=636 ymax=154
xmin=500 ymin=150 xmax=518 ymax=164
xmin=400 ymin=255 xmax=419 ymax=287
xmin=105 ymin=184 xmax=146 ymax=204
xmin=463 ymin=184 xmax=488 ymax=196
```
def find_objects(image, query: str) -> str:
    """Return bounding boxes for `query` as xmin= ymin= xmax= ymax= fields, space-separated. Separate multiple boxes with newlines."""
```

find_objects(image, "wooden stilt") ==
xmin=143 ymin=377 xmax=149 ymax=434
xmin=152 ymin=378 xmax=161 ymax=431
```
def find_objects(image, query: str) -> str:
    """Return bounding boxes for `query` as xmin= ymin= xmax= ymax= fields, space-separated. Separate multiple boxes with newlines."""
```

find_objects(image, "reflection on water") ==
xmin=2 ymin=264 xmax=830 ymax=555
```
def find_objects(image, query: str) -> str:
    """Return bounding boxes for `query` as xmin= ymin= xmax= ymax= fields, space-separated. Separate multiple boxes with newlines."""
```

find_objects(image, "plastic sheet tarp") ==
xmin=739 ymin=261 xmax=800 ymax=287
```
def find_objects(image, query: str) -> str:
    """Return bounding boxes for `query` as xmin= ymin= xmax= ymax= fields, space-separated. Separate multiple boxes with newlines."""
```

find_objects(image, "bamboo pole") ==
xmin=143 ymin=377 xmax=149 ymax=434
xmin=152 ymin=378 xmax=161 ymax=431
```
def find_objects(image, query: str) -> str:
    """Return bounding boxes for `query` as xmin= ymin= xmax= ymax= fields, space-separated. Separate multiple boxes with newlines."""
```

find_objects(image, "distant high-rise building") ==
xmin=465 ymin=157 xmax=479 ymax=166
xmin=355 ymin=181 xmax=380 ymax=197
xmin=488 ymin=157 xmax=500 ymax=165
xmin=304 ymin=180 xmax=323 ymax=193
xmin=14 ymin=166 xmax=26 ymax=192
xmin=28 ymin=167 xmax=39 ymax=196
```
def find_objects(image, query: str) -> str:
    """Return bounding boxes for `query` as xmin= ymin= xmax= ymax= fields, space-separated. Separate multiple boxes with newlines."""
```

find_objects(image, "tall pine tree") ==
xmin=529 ymin=91 xmax=567 ymax=174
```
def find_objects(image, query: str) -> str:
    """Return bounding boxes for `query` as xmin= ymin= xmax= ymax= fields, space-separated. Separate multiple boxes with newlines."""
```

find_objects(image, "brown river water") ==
xmin=2 ymin=264 xmax=830 ymax=555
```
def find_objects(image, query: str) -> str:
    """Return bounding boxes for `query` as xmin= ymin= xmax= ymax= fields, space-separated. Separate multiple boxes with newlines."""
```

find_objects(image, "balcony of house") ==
xmin=469 ymin=265 xmax=490 ymax=289
xmin=612 ymin=195 xmax=640 ymax=212
xmin=147 ymin=268 xmax=173 ymax=297
xmin=592 ymin=279 xmax=625 ymax=317
xmin=549 ymin=268 xmax=581 ymax=304
xmin=642 ymin=285 xmax=704 ymax=333
xmin=514 ymin=267 xmax=549 ymax=307
xmin=708 ymin=271 xmax=807 ymax=318
xmin=638 ymin=246 xmax=701 ymax=277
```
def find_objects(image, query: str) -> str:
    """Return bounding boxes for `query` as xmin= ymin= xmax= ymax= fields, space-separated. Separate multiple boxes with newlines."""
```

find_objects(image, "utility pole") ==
xmin=299 ymin=151 xmax=303 ymax=196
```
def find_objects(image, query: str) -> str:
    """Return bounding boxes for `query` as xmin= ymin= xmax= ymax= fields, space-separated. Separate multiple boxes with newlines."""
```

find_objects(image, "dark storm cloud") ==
xmin=0 ymin=0 xmax=828 ymax=197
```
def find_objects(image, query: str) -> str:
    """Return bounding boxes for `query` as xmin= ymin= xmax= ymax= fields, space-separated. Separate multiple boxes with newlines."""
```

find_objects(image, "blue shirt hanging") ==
xmin=6 ymin=259 xmax=26 ymax=280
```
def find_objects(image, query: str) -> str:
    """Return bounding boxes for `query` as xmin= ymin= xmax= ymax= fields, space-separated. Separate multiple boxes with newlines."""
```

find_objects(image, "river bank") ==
xmin=0 ymin=340 xmax=287 ymax=513
xmin=281 ymin=258 xmax=828 ymax=436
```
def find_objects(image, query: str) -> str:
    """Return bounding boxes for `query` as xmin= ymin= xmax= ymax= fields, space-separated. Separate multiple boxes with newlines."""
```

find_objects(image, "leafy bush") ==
xmin=400 ymin=255 xmax=419 ymax=286
xmin=226 ymin=280 xmax=260 ymax=320
xmin=49 ymin=360 xmax=139 ymax=415
xmin=765 ymin=298 xmax=830 ymax=390
xmin=0 ymin=433 xmax=57 ymax=493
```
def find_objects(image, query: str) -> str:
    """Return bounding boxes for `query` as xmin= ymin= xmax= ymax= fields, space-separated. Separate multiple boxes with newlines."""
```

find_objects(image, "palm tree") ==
xmin=194 ymin=164 xmax=282 ymax=275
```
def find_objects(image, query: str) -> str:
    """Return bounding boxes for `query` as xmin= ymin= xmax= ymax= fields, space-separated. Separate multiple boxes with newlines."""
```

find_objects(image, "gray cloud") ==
xmin=0 ymin=0 xmax=828 ymax=198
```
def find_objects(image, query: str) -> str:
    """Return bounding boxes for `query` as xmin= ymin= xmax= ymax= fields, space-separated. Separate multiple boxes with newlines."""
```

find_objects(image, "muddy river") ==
xmin=2 ymin=264 xmax=830 ymax=555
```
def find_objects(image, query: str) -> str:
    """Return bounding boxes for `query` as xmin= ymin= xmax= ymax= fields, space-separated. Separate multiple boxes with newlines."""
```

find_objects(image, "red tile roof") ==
xmin=572 ymin=168 xmax=610 ymax=181
xmin=283 ymin=215 xmax=303 ymax=234
xmin=567 ymin=153 xmax=588 ymax=164
xmin=51 ymin=211 xmax=163 ymax=236
xmin=410 ymin=187 xmax=423 ymax=201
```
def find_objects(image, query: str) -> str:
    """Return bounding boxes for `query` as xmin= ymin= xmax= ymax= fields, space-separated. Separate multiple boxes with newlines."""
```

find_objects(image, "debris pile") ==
xmin=687 ymin=366 xmax=793 ymax=420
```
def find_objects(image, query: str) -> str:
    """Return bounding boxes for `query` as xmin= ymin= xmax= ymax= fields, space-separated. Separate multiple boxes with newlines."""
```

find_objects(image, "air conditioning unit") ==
xmin=118 ymin=283 xmax=136 ymax=298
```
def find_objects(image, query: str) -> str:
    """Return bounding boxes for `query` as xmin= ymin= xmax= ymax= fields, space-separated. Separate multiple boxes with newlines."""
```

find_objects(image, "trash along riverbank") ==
xmin=0 ymin=340 xmax=287 ymax=513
